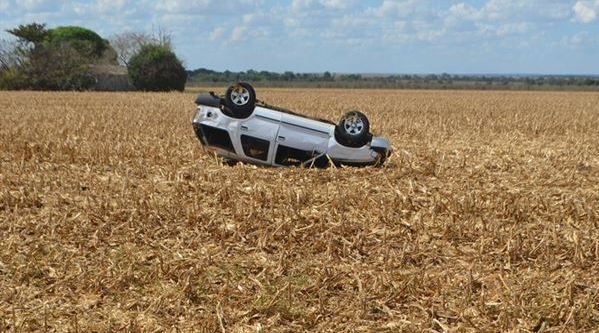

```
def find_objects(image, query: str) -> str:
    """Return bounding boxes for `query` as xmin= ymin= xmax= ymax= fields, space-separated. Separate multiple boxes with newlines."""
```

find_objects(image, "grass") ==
xmin=0 ymin=89 xmax=598 ymax=332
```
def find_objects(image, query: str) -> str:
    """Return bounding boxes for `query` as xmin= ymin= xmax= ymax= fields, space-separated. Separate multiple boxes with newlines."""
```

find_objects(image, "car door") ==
xmin=236 ymin=110 xmax=281 ymax=165
xmin=274 ymin=114 xmax=331 ymax=167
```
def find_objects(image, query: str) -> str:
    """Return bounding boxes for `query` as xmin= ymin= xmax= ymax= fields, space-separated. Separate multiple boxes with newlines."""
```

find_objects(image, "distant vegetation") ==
xmin=0 ymin=23 xmax=186 ymax=91
xmin=128 ymin=45 xmax=187 ymax=92
xmin=49 ymin=26 xmax=109 ymax=58
xmin=0 ymin=23 xmax=105 ymax=90
xmin=188 ymin=68 xmax=599 ymax=91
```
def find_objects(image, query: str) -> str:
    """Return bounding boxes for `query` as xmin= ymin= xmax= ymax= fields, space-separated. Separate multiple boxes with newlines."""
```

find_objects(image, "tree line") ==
xmin=0 ymin=23 xmax=187 ymax=91
xmin=188 ymin=69 xmax=599 ymax=90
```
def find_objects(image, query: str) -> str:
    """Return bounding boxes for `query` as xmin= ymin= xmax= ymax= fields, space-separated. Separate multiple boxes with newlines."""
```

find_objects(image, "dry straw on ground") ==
xmin=1 ymin=89 xmax=598 ymax=332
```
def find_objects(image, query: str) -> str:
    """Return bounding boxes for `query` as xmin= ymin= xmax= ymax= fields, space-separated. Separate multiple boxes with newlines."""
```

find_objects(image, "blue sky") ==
xmin=1 ymin=0 xmax=598 ymax=74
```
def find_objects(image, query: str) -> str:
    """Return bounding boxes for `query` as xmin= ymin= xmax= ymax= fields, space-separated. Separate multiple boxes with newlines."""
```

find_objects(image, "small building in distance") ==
xmin=88 ymin=46 xmax=133 ymax=91
xmin=89 ymin=64 xmax=133 ymax=91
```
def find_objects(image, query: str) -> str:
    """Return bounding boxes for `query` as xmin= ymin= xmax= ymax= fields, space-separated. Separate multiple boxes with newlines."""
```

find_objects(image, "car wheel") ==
xmin=225 ymin=82 xmax=256 ymax=118
xmin=335 ymin=111 xmax=371 ymax=148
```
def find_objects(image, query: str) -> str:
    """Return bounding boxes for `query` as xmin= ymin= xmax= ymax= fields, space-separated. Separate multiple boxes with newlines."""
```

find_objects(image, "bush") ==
xmin=0 ymin=68 xmax=29 ymax=90
xmin=127 ymin=45 xmax=187 ymax=92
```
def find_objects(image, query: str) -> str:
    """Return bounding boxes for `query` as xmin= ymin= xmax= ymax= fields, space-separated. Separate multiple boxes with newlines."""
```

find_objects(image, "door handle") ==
xmin=277 ymin=136 xmax=286 ymax=142
xmin=240 ymin=125 xmax=249 ymax=131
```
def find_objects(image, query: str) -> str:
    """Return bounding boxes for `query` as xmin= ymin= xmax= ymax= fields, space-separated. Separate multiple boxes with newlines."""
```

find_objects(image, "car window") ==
xmin=275 ymin=145 xmax=314 ymax=166
xmin=200 ymin=125 xmax=235 ymax=153
xmin=193 ymin=124 xmax=207 ymax=145
xmin=241 ymin=135 xmax=270 ymax=161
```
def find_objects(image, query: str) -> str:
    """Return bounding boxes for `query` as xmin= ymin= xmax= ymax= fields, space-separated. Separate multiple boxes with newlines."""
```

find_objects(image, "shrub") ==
xmin=0 ymin=68 xmax=29 ymax=90
xmin=127 ymin=45 xmax=187 ymax=92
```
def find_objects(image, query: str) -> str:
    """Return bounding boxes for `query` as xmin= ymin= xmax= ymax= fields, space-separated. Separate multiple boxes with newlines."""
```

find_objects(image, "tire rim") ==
xmin=230 ymin=86 xmax=251 ymax=106
xmin=343 ymin=115 xmax=365 ymax=136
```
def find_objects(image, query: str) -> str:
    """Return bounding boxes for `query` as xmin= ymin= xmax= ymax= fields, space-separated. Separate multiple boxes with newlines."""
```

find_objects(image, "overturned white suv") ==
xmin=192 ymin=82 xmax=392 ymax=168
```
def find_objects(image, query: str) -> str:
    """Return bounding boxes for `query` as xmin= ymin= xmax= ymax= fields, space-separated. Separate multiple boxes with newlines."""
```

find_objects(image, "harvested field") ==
xmin=1 ymin=89 xmax=599 ymax=332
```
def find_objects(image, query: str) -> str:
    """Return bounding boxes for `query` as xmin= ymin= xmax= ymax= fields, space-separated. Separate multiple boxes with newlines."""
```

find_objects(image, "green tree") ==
xmin=127 ymin=44 xmax=187 ymax=92
xmin=49 ymin=26 xmax=108 ymax=58
xmin=6 ymin=23 xmax=50 ymax=48
xmin=2 ymin=22 xmax=103 ymax=91
xmin=25 ymin=41 xmax=96 ymax=90
xmin=282 ymin=71 xmax=295 ymax=81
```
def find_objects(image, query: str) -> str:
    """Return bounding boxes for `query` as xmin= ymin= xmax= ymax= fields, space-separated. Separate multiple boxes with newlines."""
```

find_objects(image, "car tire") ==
xmin=225 ymin=82 xmax=256 ymax=118
xmin=335 ymin=111 xmax=371 ymax=148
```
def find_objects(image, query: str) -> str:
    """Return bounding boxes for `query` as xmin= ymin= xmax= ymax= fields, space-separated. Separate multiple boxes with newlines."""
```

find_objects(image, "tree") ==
xmin=49 ymin=26 xmax=108 ymax=58
xmin=2 ymin=22 xmax=105 ymax=91
xmin=127 ymin=44 xmax=187 ymax=92
xmin=110 ymin=29 xmax=172 ymax=66
xmin=6 ymin=23 xmax=50 ymax=48
xmin=0 ymin=39 xmax=21 ymax=71
xmin=25 ymin=41 xmax=96 ymax=90
xmin=110 ymin=32 xmax=153 ymax=66
xmin=1 ymin=39 xmax=25 ymax=89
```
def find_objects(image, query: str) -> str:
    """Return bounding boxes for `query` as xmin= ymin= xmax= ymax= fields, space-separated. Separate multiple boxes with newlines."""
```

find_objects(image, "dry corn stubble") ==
xmin=0 ymin=89 xmax=598 ymax=332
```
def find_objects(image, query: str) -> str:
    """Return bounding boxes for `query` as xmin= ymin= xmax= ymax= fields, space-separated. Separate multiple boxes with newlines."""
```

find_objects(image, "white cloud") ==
xmin=209 ymin=26 xmax=225 ymax=41
xmin=153 ymin=0 xmax=261 ymax=15
xmin=291 ymin=0 xmax=353 ymax=12
xmin=231 ymin=26 xmax=247 ymax=42
xmin=0 ymin=0 xmax=10 ymax=11
xmin=367 ymin=0 xmax=427 ymax=18
xmin=284 ymin=17 xmax=300 ymax=28
xmin=291 ymin=0 xmax=313 ymax=12
xmin=448 ymin=3 xmax=482 ymax=21
xmin=18 ymin=0 xmax=54 ymax=12
xmin=370 ymin=0 xmax=538 ymax=44
xmin=96 ymin=0 xmax=127 ymax=13
xmin=482 ymin=0 xmax=519 ymax=20
xmin=154 ymin=0 xmax=211 ymax=13
xmin=561 ymin=31 xmax=590 ymax=46
xmin=320 ymin=0 xmax=350 ymax=10
xmin=492 ymin=22 xmax=530 ymax=36
xmin=447 ymin=0 xmax=571 ymax=23
xmin=242 ymin=13 xmax=256 ymax=24
xmin=573 ymin=1 xmax=599 ymax=23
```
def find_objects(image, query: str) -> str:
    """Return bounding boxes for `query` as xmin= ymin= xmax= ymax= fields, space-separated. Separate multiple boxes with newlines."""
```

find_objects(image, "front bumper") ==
xmin=371 ymin=137 xmax=393 ymax=158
